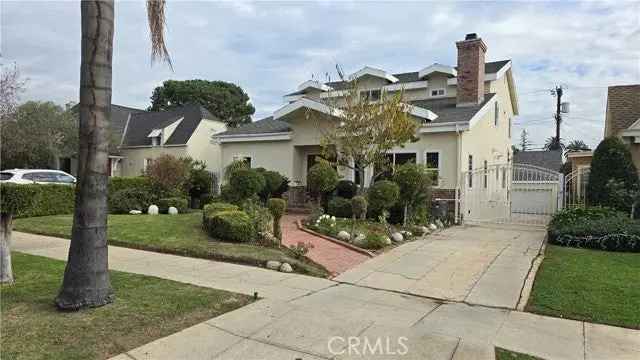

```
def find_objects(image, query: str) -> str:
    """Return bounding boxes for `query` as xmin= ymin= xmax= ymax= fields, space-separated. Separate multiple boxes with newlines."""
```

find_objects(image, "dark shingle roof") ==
xmin=216 ymin=116 xmax=291 ymax=136
xmin=604 ymin=84 xmax=640 ymax=137
xmin=122 ymin=104 xmax=220 ymax=146
xmin=411 ymin=93 xmax=496 ymax=124
xmin=513 ymin=150 xmax=563 ymax=172
xmin=320 ymin=60 xmax=510 ymax=93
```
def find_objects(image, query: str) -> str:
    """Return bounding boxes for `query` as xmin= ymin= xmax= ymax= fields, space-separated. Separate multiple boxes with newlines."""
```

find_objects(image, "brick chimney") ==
xmin=456 ymin=33 xmax=487 ymax=107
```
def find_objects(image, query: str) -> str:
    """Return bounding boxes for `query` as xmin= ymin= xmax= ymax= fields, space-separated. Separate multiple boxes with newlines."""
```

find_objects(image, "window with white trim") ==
xmin=483 ymin=160 xmax=488 ymax=188
xmin=375 ymin=152 xmax=417 ymax=179
xmin=233 ymin=155 xmax=252 ymax=168
xmin=494 ymin=102 xmax=499 ymax=127
xmin=143 ymin=158 xmax=152 ymax=172
xmin=425 ymin=152 xmax=440 ymax=186
xmin=468 ymin=155 xmax=473 ymax=188
xmin=431 ymin=88 xmax=445 ymax=97
xmin=359 ymin=89 xmax=381 ymax=102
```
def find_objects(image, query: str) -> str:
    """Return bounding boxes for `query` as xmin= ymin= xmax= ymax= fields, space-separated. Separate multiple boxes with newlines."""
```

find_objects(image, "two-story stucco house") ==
xmin=118 ymin=103 xmax=227 ymax=177
xmin=214 ymin=34 xmax=519 ymax=211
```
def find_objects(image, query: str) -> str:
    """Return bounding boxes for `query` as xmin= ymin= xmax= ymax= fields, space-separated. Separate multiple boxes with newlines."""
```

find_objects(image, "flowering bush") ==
xmin=313 ymin=214 xmax=337 ymax=236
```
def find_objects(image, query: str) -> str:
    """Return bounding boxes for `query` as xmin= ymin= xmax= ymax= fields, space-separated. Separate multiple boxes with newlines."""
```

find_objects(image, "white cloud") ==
xmin=3 ymin=0 xmax=639 ymax=148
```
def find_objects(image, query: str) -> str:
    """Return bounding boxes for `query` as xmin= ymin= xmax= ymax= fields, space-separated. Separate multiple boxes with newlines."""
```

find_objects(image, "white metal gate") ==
xmin=461 ymin=163 xmax=563 ymax=226
xmin=564 ymin=167 xmax=590 ymax=208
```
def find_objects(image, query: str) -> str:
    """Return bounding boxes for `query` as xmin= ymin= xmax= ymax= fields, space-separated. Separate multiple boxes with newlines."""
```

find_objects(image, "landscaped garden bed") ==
xmin=1 ymin=252 xmax=253 ymax=360
xmin=13 ymin=212 xmax=329 ymax=278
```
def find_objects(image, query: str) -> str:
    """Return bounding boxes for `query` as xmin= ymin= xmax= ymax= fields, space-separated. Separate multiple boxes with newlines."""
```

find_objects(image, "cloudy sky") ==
xmin=3 ymin=1 xmax=639 ymax=148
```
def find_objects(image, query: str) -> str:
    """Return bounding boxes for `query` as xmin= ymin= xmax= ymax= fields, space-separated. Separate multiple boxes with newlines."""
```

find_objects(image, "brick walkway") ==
xmin=281 ymin=214 xmax=370 ymax=276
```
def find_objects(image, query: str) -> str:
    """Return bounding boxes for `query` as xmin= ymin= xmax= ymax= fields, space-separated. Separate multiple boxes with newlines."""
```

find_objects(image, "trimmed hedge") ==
xmin=327 ymin=196 xmax=352 ymax=218
xmin=109 ymin=188 xmax=154 ymax=214
xmin=158 ymin=197 xmax=189 ymax=213
xmin=204 ymin=210 xmax=255 ymax=242
xmin=0 ymin=183 xmax=37 ymax=216
xmin=367 ymin=180 xmax=400 ymax=217
xmin=2 ymin=184 xmax=75 ymax=218
xmin=202 ymin=202 xmax=239 ymax=232
xmin=548 ymin=207 xmax=640 ymax=252
xmin=336 ymin=180 xmax=357 ymax=199
xmin=109 ymin=176 xmax=153 ymax=195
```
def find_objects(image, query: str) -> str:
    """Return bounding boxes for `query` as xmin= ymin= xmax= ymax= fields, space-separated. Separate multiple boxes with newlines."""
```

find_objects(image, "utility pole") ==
xmin=551 ymin=86 xmax=563 ymax=150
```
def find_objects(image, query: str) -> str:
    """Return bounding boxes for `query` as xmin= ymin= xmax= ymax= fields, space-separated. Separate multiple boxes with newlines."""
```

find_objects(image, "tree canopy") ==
xmin=565 ymin=139 xmax=591 ymax=153
xmin=1 ymin=101 xmax=78 ymax=170
xmin=148 ymin=79 xmax=255 ymax=128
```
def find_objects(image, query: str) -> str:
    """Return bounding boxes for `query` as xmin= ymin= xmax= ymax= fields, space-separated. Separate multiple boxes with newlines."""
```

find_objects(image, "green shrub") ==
xmin=587 ymin=137 xmax=640 ymax=212
xmin=202 ymin=202 xmax=239 ymax=231
xmin=185 ymin=159 xmax=212 ymax=198
xmin=109 ymin=176 xmax=152 ymax=195
xmin=393 ymin=163 xmax=432 ymax=225
xmin=351 ymin=196 xmax=368 ymax=220
xmin=336 ymin=180 xmax=357 ymax=199
xmin=2 ymin=184 xmax=75 ymax=218
xmin=256 ymin=168 xmax=284 ymax=201
xmin=205 ymin=210 xmax=255 ymax=242
xmin=363 ymin=233 xmax=389 ymax=250
xmin=157 ymin=197 xmax=189 ymax=213
xmin=367 ymin=180 xmax=400 ymax=218
xmin=228 ymin=168 xmax=265 ymax=201
xmin=273 ymin=176 xmax=290 ymax=198
xmin=267 ymin=198 xmax=287 ymax=240
xmin=327 ymin=196 xmax=352 ymax=218
xmin=548 ymin=207 xmax=640 ymax=252
xmin=307 ymin=161 xmax=338 ymax=199
xmin=109 ymin=188 xmax=154 ymax=214
xmin=241 ymin=199 xmax=273 ymax=235
xmin=0 ymin=184 xmax=37 ymax=216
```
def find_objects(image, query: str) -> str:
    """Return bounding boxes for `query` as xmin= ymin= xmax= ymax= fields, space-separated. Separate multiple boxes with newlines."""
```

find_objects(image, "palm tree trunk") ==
xmin=0 ymin=213 xmax=14 ymax=284
xmin=56 ymin=0 xmax=114 ymax=310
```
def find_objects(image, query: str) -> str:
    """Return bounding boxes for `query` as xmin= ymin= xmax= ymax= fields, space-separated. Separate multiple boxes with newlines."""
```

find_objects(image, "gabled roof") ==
xmin=322 ymin=60 xmax=511 ymax=91
xmin=604 ymin=84 xmax=640 ymax=137
xmin=410 ymin=93 xmax=496 ymax=125
xmin=215 ymin=116 xmax=291 ymax=136
xmin=418 ymin=63 xmax=457 ymax=79
xmin=513 ymin=150 xmax=563 ymax=172
xmin=121 ymin=104 xmax=220 ymax=147
xmin=349 ymin=66 xmax=399 ymax=83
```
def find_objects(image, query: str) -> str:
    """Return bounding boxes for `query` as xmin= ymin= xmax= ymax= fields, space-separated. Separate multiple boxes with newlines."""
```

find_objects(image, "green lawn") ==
xmin=14 ymin=212 xmax=329 ymax=277
xmin=526 ymin=245 xmax=640 ymax=329
xmin=1 ymin=252 xmax=253 ymax=360
xmin=495 ymin=348 xmax=545 ymax=360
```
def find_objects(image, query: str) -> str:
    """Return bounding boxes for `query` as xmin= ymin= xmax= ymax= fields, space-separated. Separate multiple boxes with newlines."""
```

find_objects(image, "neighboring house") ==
xmin=215 ymin=33 xmax=518 ymax=207
xmin=566 ymin=151 xmax=593 ymax=174
xmin=58 ymin=104 xmax=146 ymax=176
xmin=604 ymin=84 xmax=640 ymax=168
xmin=513 ymin=150 xmax=563 ymax=173
xmin=119 ymin=103 xmax=227 ymax=177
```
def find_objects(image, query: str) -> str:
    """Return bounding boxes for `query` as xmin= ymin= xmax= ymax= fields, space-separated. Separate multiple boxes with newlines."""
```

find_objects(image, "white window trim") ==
xmin=494 ymin=101 xmax=500 ymax=127
xmin=387 ymin=150 xmax=418 ymax=167
xmin=424 ymin=150 xmax=442 ymax=187
xmin=430 ymin=88 xmax=446 ymax=98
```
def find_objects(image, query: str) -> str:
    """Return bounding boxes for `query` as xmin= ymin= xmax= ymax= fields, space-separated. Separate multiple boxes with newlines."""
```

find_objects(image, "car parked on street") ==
xmin=0 ymin=169 xmax=76 ymax=185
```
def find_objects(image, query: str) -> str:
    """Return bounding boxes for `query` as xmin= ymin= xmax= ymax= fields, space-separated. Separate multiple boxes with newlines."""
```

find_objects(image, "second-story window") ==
xmin=494 ymin=102 xmax=499 ymax=126
xmin=431 ymin=89 xmax=445 ymax=97
xmin=360 ymin=89 xmax=381 ymax=102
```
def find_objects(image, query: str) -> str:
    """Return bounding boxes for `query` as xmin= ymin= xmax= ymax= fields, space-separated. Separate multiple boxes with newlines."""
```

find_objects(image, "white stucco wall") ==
xmin=186 ymin=119 xmax=227 ymax=173
xmin=119 ymin=146 xmax=189 ymax=177
xmin=220 ymin=140 xmax=294 ymax=181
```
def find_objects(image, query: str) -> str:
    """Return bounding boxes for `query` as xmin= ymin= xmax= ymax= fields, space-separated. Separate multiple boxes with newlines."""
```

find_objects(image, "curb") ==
xmin=295 ymin=220 xmax=375 ymax=258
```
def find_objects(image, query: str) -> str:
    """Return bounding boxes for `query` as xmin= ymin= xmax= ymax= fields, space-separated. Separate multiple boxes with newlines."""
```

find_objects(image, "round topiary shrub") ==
xmin=367 ymin=180 xmax=400 ymax=218
xmin=307 ymin=161 xmax=338 ymax=201
xmin=228 ymin=168 xmax=266 ymax=202
xmin=109 ymin=188 xmax=154 ymax=214
xmin=587 ymin=137 xmax=640 ymax=212
xmin=256 ymin=169 xmax=285 ymax=200
xmin=327 ymin=196 xmax=352 ymax=218
xmin=157 ymin=197 xmax=189 ymax=214
xmin=336 ymin=180 xmax=357 ymax=199
xmin=267 ymin=198 xmax=287 ymax=241
xmin=205 ymin=210 xmax=255 ymax=242
xmin=351 ymin=196 xmax=368 ymax=220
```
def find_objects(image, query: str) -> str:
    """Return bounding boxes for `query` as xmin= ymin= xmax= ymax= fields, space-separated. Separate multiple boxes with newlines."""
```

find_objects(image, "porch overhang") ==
xmin=273 ymin=98 xmax=345 ymax=121
xmin=419 ymin=121 xmax=469 ymax=133
xmin=216 ymin=131 xmax=293 ymax=143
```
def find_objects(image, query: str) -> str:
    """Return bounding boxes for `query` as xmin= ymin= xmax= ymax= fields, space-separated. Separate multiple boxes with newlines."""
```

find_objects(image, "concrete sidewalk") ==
xmin=13 ymin=232 xmax=640 ymax=360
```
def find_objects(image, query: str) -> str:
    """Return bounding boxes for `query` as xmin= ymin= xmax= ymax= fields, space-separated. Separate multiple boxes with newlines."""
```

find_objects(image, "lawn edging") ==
xmin=517 ymin=236 xmax=547 ymax=311
xmin=296 ymin=220 xmax=375 ymax=258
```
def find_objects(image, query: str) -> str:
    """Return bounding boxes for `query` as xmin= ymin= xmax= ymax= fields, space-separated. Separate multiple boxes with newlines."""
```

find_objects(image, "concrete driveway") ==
xmin=334 ymin=224 xmax=546 ymax=309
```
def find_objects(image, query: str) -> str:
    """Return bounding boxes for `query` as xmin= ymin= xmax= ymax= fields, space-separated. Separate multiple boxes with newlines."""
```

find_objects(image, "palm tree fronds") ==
xmin=146 ymin=0 xmax=173 ymax=70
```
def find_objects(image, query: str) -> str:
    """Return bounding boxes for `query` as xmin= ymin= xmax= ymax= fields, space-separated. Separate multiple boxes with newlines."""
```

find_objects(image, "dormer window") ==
xmin=360 ymin=89 xmax=381 ymax=102
xmin=147 ymin=128 xmax=163 ymax=147
xmin=431 ymin=89 xmax=445 ymax=97
xmin=151 ymin=136 xmax=161 ymax=147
